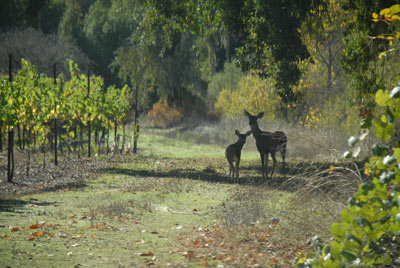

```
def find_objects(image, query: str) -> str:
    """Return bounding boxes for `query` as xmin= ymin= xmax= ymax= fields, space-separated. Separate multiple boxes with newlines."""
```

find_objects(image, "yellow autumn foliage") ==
xmin=214 ymin=74 xmax=281 ymax=120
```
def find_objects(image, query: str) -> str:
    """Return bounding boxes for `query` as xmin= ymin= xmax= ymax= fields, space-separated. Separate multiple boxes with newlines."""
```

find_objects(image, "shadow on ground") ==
xmin=0 ymin=198 xmax=56 ymax=213
xmin=101 ymin=163 xmax=300 ymax=191
xmin=101 ymin=158 xmax=364 ymax=194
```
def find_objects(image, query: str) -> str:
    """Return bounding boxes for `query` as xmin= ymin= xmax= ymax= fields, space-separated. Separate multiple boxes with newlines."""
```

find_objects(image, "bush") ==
xmin=297 ymin=83 xmax=400 ymax=267
xmin=298 ymin=6 xmax=400 ymax=266
xmin=207 ymin=62 xmax=244 ymax=111
xmin=214 ymin=73 xmax=281 ymax=119
xmin=147 ymin=99 xmax=184 ymax=128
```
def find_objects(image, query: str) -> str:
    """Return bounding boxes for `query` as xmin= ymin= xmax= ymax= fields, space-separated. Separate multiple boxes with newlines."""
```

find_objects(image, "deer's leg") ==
xmin=265 ymin=153 xmax=269 ymax=179
xmin=236 ymin=158 xmax=240 ymax=182
xmin=270 ymin=152 xmax=277 ymax=178
xmin=260 ymin=153 xmax=265 ymax=179
xmin=281 ymin=148 xmax=286 ymax=179
xmin=229 ymin=162 xmax=234 ymax=178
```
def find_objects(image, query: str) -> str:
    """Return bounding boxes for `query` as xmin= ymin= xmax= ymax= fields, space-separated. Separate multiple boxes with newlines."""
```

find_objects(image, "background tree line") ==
xmin=1 ymin=0 xmax=398 ymax=133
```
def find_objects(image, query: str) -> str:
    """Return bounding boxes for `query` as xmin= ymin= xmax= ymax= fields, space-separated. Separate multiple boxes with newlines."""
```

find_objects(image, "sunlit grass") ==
xmin=138 ymin=128 xmax=260 ymax=160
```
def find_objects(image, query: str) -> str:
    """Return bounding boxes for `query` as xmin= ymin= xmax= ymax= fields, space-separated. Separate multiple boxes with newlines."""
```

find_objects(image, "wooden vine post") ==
xmin=133 ymin=84 xmax=139 ymax=154
xmin=54 ymin=63 xmax=58 ymax=166
xmin=87 ymin=70 xmax=91 ymax=157
xmin=7 ymin=54 xmax=14 ymax=182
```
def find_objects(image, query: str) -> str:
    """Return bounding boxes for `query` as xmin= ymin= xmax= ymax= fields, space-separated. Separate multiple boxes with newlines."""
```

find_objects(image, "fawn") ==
xmin=244 ymin=110 xmax=287 ymax=179
xmin=225 ymin=130 xmax=252 ymax=182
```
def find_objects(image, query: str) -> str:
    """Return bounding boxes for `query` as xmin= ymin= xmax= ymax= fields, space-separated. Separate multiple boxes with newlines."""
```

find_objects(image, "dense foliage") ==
xmin=297 ymin=5 xmax=400 ymax=267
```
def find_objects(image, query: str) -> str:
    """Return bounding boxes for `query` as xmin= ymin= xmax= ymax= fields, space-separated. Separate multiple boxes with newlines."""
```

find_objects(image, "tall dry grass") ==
xmin=145 ymin=116 xmax=375 ymax=162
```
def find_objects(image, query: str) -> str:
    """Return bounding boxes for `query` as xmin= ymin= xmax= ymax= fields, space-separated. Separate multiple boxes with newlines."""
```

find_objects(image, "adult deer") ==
xmin=225 ymin=130 xmax=252 ymax=182
xmin=244 ymin=110 xmax=287 ymax=179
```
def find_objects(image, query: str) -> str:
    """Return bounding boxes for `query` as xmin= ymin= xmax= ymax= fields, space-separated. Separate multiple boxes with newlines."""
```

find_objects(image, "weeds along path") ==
xmin=0 ymin=133 xmax=360 ymax=267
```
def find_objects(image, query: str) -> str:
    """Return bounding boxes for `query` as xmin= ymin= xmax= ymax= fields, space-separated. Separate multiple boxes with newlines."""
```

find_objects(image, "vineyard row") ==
xmin=1 ymin=57 xmax=134 ymax=182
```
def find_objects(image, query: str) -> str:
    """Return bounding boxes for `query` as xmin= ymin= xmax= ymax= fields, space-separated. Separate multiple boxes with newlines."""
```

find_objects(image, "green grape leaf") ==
xmin=374 ymin=122 xmax=394 ymax=141
xmin=375 ymin=89 xmax=391 ymax=106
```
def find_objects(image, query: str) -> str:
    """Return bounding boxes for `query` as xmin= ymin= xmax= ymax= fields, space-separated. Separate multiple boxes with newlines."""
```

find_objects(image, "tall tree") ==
xmin=141 ymin=0 xmax=312 ymax=119
xmin=111 ymin=1 xmax=207 ymax=110
xmin=340 ymin=0 xmax=397 ymax=108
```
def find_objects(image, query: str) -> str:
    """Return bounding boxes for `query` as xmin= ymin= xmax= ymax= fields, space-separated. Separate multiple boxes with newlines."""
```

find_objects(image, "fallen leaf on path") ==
xmin=29 ymin=224 xmax=41 ymax=229
xmin=183 ymin=250 xmax=195 ymax=259
xmin=11 ymin=227 xmax=20 ymax=232
xmin=199 ymin=260 xmax=208 ymax=266
xmin=227 ymin=256 xmax=235 ymax=261
xmin=32 ymin=231 xmax=44 ymax=236
xmin=269 ymin=258 xmax=279 ymax=264
xmin=140 ymin=251 xmax=153 ymax=256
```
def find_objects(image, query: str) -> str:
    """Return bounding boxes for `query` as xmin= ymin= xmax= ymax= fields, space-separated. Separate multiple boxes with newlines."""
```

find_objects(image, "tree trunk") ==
xmin=106 ymin=128 xmax=110 ymax=155
xmin=17 ymin=124 xmax=22 ymax=150
xmin=122 ymin=123 xmax=126 ymax=154
xmin=0 ymin=122 xmax=3 ymax=152
xmin=74 ymin=121 xmax=77 ymax=152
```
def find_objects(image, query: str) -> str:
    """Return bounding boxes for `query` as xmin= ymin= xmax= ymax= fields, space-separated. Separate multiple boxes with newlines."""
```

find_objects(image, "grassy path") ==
xmin=0 ymin=132 xmax=341 ymax=267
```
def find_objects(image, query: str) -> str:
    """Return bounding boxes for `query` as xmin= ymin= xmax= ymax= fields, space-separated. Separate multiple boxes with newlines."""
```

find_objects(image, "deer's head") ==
xmin=244 ymin=110 xmax=264 ymax=130
xmin=235 ymin=129 xmax=252 ymax=144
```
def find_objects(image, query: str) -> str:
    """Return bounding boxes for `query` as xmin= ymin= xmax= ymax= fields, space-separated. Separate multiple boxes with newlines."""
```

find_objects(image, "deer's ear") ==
xmin=244 ymin=109 xmax=250 ymax=116
xmin=246 ymin=130 xmax=252 ymax=136
xmin=235 ymin=130 xmax=240 ymax=136
xmin=257 ymin=112 xmax=264 ymax=119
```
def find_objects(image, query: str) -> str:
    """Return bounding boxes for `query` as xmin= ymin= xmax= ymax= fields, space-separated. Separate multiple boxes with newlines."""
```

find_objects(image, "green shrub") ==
xmin=297 ymin=84 xmax=400 ymax=267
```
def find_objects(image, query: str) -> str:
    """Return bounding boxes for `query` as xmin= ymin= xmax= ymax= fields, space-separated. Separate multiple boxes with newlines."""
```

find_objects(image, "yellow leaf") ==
xmin=380 ymin=8 xmax=391 ymax=17
xmin=389 ymin=4 xmax=400 ymax=15
xmin=328 ymin=165 xmax=335 ymax=175
xmin=390 ymin=15 xmax=400 ymax=21
xmin=378 ymin=52 xmax=387 ymax=59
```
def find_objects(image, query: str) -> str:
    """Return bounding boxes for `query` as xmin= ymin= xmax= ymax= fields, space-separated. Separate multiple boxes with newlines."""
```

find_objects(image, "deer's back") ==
xmin=254 ymin=132 xmax=281 ymax=153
